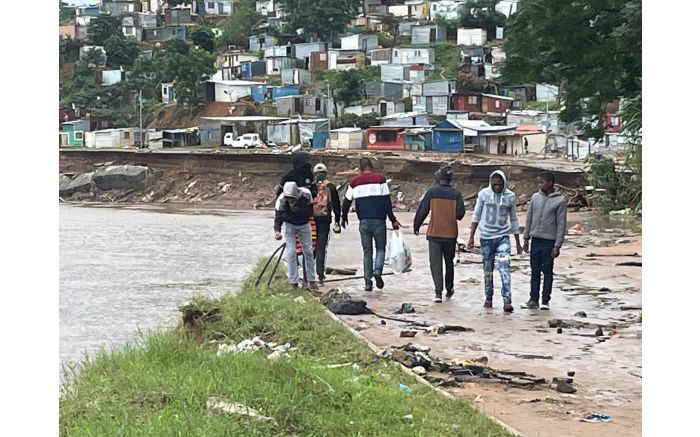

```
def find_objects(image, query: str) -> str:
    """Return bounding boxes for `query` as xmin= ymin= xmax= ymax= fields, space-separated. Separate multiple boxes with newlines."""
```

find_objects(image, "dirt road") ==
xmin=325 ymin=211 xmax=641 ymax=437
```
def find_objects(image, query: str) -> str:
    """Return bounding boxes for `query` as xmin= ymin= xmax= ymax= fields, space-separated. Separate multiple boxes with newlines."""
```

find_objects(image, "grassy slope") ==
xmin=60 ymin=260 xmax=514 ymax=436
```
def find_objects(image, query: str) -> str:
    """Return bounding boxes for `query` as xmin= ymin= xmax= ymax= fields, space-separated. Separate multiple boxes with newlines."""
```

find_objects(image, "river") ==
xmin=59 ymin=204 xmax=274 ymax=368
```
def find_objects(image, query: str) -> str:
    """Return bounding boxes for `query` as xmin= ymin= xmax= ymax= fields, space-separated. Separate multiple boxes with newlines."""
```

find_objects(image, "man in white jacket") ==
xmin=467 ymin=170 xmax=523 ymax=312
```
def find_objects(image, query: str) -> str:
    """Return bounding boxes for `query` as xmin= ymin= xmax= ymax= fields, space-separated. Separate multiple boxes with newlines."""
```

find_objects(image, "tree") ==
xmin=189 ymin=25 xmax=216 ymax=53
xmin=172 ymin=48 xmax=217 ymax=106
xmin=81 ymin=47 xmax=107 ymax=67
xmin=219 ymin=1 xmax=261 ymax=49
xmin=455 ymin=72 xmax=493 ymax=94
xmin=285 ymin=0 xmax=361 ymax=42
xmin=501 ymin=0 xmax=641 ymax=136
xmin=87 ymin=15 xmax=121 ymax=46
xmin=104 ymin=35 xmax=141 ymax=68
xmin=59 ymin=1 xmax=75 ymax=24
xmin=60 ymin=63 xmax=101 ymax=108
xmin=457 ymin=1 xmax=506 ymax=41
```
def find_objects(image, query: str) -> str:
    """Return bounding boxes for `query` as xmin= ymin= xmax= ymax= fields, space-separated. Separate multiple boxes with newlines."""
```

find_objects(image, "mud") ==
xmin=59 ymin=149 xmax=587 ymax=211
xmin=326 ymin=211 xmax=641 ymax=437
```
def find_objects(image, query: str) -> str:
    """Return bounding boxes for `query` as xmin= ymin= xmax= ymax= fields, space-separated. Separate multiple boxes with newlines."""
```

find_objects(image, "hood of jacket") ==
xmin=291 ymin=151 xmax=310 ymax=171
xmin=488 ymin=170 xmax=514 ymax=205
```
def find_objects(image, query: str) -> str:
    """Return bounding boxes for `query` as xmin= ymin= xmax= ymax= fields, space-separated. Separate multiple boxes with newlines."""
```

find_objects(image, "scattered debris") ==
xmin=555 ymin=380 xmax=577 ymax=394
xmin=580 ymin=413 xmax=613 ymax=423
xmin=400 ymin=343 xmax=431 ymax=353
xmin=396 ymin=303 xmax=416 ymax=314
xmin=217 ymin=337 xmax=294 ymax=358
xmin=399 ymin=383 xmax=412 ymax=393
xmin=380 ymin=320 xmax=387 ymax=325
xmin=429 ymin=324 xmax=446 ymax=336
xmin=325 ymin=266 xmax=357 ymax=275
xmin=616 ymin=261 xmax=642 ymax=267
xmin=620 ymin=305 xmax=642 ymax=311
xmin=567 ymin=371 xmax=576 ymax=377
xmin=557 ymin=327 xmax=563 ymax=334
xmin=403 ymin=414 xmax=413 ymax=421
xmin=400 ymin=330 xmax=418 ymax=338
xmin=411 ymin=366 xmax=427 ymax=376
xmin=595 ymin=327 xmax=604 ymax=337
xmin=206 ymin=397 xmax=277 ymax=425
xmin=574 ymin=311 xmax=588 ymax=318
xmin=293 ymin=296 xmax=305 ymax=304
xmin=326 ymin=298 xmax=368 ymax=315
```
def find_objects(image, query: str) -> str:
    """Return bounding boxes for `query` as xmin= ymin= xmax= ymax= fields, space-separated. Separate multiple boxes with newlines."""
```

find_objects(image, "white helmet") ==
xmin=313 ymin=163 xmax=327 ymax=173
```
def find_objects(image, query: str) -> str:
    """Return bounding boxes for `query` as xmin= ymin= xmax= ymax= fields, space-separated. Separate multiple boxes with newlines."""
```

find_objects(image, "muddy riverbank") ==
xmin=59 ymin=149 xmax=588 ymax=211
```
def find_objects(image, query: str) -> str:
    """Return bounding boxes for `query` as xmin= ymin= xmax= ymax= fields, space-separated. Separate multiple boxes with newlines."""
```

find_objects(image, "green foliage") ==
xmin=104 ymin=35 xmax=141 ymax=68
xmin=61 ymin=260 xmax=514 ymax=436
xmin=331 ymin=113 xmax=380 ymax=129
xmin=59 ymin=36 xmax=81 ymax=67
xmin=285 ymin=0 xmax=362 ymax=42
xmin=586 ymin=154 xmax=638 ymax=213
xmin=189 ymin=25 xmax=216 ymax=53
xmin=218 ymin=1 xmax=261 ymax=49
xmin=87 ymin=14 xmax=121 ymax=46
xmin=457 ymin=0 xmax=506 ymax=40
xmin=81 ymin=47 xmax=107 ymax=67
xmin=59 ymin=1 xmax=75 ymax=24
xmin=620 ymin=94 xmax=642 ymax=212
xmin=152 ymin=46 xmax=217 ymax=107
xmin=322 ymin=67 xmax=380 ymax=107
xmin=60 ymin=63 xmax=100 ymax=108
xmin=502 ymin=0 xmax=642 ymax=134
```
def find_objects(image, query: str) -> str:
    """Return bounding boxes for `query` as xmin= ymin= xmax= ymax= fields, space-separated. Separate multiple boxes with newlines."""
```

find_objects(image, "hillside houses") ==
xmin=59 ymin=0 xmax=578 ymax=156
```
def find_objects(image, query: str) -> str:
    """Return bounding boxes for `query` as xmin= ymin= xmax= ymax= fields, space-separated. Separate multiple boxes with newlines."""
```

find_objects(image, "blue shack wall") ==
xmin=272 ymin=86 xmax=300 ymax=100
xmin=312 ymin=131 xmax=330 ymax=149
xmin=432 ymin=130 xmax=463 ymax=152
xmin=251 ymin=85 xmax=267 ymax=102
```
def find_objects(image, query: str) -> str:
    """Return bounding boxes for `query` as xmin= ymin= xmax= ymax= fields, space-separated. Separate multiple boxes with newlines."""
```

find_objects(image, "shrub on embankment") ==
xmin=60 ymin=260 xmax=514 ymax=436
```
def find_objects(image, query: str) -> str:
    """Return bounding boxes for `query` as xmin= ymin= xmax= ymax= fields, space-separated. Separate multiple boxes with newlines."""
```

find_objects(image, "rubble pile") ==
xmin=380 ymin=343 xmax=563 ymax=391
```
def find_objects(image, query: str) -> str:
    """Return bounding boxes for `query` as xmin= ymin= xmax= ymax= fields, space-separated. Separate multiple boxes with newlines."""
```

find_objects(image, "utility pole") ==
xmin=139 ymin=89 xmax=144 ymax=149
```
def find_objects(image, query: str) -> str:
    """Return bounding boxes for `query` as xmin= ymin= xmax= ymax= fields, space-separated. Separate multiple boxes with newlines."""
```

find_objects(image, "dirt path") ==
xmin=324 ymin=211 xmax=641 ymax=437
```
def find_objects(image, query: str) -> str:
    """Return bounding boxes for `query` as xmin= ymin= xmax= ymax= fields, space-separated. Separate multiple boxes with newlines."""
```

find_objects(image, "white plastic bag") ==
xmin=387 ymin=230 xmax=412 ymax=273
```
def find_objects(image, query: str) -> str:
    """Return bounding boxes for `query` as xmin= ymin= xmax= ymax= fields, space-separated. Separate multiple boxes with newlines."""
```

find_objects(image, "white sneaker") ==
xmin=540 ymin=303 xmax=550 ymax=310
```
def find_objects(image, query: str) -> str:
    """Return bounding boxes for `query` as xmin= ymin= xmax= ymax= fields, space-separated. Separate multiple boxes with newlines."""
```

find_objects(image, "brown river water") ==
xmin=59 ymin=204 xmax=276 ymax=368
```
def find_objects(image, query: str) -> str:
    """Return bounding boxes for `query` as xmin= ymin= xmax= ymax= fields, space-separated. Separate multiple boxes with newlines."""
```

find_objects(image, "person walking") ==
xmin=274 ymin=181 xmax=318 ymax=291
xmin=311 ymin=163 xmax=341 ymax=286
xmin=467 ymin=170 xmax=523 ymax=312
xmin=413 ymin=166 xmax=465 ymax=303
xmin=522 ymin=171 xmax=567 ymax=310
xmin=275 ymin=150 xmax=316 ymax=197
xmin=341 ymin=157 xmax=400 ymax=291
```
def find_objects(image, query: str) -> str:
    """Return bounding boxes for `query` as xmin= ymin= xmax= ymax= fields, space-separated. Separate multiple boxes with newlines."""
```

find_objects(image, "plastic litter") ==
xmin=580 ymin=413 xmax=613 ymax=423
xmin=399 ymin=383 xmax=412 ymax=393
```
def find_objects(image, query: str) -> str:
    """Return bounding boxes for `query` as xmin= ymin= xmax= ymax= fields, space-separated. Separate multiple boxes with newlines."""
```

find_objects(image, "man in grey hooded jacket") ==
xmin=467 ymin=170 xmax=522 ymax=312
xmin=522 ymin=171 xmax=567 ymax=310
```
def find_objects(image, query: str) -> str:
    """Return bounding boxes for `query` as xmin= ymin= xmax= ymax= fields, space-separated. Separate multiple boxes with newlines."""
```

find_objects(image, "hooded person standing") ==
xmin=522 ymin=171 xmax=567 ymax=310
xmin=413 ymin=166 xmax=465 ymax=303
xmin=274 ymin=181 xmax=318 ymax=291
xmin=467 ymin=170 xmax=523 ymax=312
xmin=311 ymin=163 xmax=341 ymax=286
xmin=275 ymin=151 xmax=317 ymax=198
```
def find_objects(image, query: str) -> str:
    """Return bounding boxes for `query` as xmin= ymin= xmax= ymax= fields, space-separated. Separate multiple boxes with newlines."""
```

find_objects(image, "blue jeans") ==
xmin=480 ymin=236 xmax=512 ymax=302
xmin=283 ymin=222 xmax=315 ymax=284
xmin=529 ymin=238 xmax=555 ymax=303
xmin=359 ymin=219 xmax=387 ymax=287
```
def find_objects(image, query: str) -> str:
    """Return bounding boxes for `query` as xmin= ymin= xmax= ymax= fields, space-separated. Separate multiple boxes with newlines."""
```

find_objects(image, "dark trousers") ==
xmin=428 ymin=239 xmax=456 ymax=294
xmin=359 ymin=219 xmax=387 ymax=287
xmin=315 ymin=219 xmax=331 ymax=280
xmin=530 ymin=238 xmax=555 ymax=303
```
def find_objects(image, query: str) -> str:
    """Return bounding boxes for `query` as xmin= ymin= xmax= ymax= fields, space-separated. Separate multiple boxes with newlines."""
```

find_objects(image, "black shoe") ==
xmin=364 ymin=285 xmax=373 ymax=292
xmin=540 ymin=301 xmax=550 ymax=310
xmin=373 ymin=271 xmax=384 ymax=289
xmin=433 ymin=293 xmax=443 ymax=303
xmin=446 ymin=288 xmax=455 ymax=299
xmin=521 ymin=300 xmax=539 ymax=309
xmin=291 ymin=283 xmax=299 ymax=289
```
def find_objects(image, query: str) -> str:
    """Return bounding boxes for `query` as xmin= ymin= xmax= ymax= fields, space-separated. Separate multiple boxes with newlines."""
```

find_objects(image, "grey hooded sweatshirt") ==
xmin=523 ymin=189 xmax=567 ymax=247
xmin=471 ymin=170 xmax=519 ymax=239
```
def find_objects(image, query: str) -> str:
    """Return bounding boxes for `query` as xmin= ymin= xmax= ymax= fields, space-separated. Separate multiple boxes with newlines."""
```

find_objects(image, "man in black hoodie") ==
xmin=276 ymin=151 xmax=317 ymax=198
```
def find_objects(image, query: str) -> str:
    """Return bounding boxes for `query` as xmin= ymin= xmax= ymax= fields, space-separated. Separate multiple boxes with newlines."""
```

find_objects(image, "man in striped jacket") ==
xmin=413 ymin=166 xmax=466 ymax=303
xmin=341 ymin=158 xmax=401 ymax=291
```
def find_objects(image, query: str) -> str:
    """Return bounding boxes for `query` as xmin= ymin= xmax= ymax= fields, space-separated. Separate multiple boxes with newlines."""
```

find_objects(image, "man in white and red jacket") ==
xmin=341 ymin=158 xmax=400 ymax=291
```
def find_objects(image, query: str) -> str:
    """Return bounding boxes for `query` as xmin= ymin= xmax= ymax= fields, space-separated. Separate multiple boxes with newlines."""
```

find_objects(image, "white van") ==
xmin=223 ymin=133 xmax=260 ymax=149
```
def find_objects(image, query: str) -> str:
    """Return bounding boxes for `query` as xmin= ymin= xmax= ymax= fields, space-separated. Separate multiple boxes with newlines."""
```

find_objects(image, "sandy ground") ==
xmin=320 ymin=211 xmax=641 ymax=437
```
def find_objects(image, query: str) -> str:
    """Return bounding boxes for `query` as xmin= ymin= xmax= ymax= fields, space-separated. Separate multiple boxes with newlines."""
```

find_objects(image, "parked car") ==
xmin=223 ymin=133 xmax=263 ymax=148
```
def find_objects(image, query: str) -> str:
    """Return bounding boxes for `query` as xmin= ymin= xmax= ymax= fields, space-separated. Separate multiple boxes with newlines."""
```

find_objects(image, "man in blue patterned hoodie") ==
xmin=467 ymin=170 xmax=523 ymax=312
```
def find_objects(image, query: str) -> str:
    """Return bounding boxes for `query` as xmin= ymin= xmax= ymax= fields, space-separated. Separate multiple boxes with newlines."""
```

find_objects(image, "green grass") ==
xmin=60 ymin=260 xmax=514 ymax=436
xmin=523 ymin=100 xmax=561 ymax=111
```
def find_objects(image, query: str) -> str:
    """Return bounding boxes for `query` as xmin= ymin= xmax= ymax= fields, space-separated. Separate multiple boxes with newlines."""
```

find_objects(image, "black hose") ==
xmin=267 ymin=243 xmax=286 ymax=287
xmin=254 ymin=242 xmax=286 ymax=287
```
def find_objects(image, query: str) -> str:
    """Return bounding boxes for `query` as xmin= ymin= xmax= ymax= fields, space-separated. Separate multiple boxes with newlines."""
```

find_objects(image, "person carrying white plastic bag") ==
xmin=388 ymin=230 xmax=412 ymax=274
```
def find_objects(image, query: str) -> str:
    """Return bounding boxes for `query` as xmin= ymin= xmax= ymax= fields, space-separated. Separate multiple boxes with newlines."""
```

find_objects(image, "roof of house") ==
xmin=380 ymin=111 xmax=428 ymax=120
xmin=331 ymin=127 xmax=363 ymax=133
xmin=201 ymin=116 xmax=288 ymax=122
xmin=481 ymin=93 xmax=515 ymax=101
xmin=208 ymin=80 xmax=266 ymax=86
xmin=516 ymin=124 xmax=544 ymax=132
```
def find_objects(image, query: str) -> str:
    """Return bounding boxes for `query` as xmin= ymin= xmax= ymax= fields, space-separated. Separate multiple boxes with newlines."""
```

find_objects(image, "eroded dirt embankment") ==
xmin=59 ymin=150 xmax=588 ymax=210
